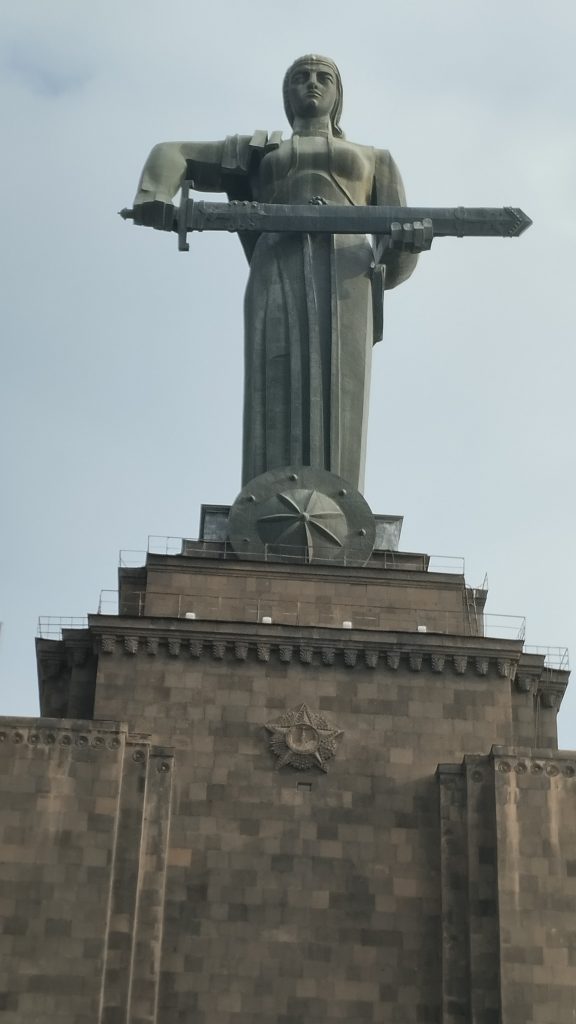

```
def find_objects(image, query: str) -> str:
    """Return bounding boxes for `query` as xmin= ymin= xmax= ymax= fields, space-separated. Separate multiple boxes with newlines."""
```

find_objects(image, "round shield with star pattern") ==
xmin=228 ymin=466 xmax=375 ymax=565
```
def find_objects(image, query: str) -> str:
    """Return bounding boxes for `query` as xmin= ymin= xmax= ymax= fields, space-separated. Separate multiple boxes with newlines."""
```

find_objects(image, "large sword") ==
xmin=120 ymin=180 xmax=532 ymax=252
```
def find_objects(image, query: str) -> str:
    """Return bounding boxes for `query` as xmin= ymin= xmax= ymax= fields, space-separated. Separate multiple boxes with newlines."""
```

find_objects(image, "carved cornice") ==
xmin=439 ymin=750 xmax=576 ymax=782
xmin=514 ymin=672 xmax=567 ymax=708
xmin=0 ymin=720 xmax=174 ymax=771
xmin=515 ymin=673 xmax=539 ymax=695
xmin=0 ymin=722 xmax=124 ymax=751
xmin=539 ymin=687 xmax=564 ymax=709
xmin=94 ymin=630 xmax=539 ymax=681
xmin=493 ymin=754 xmax=576 ymax=779
xmin=41 ymin=618 xmax=567 ymax=706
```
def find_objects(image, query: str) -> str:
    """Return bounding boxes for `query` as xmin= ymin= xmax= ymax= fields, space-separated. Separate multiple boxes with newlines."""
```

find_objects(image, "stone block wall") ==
xmin=85 ymin=636 xmax=556 ymax=1023
xmin=138 ymin=556 xmax=479 ymax=635
xmin=90 ymin=627 xmax=547 ymax=759
xmin=494 ymin=748 xmax=576 ymax=1024
xmin=0 ymin=718 xmax=173 ymax=1024
xmin=11 ymin=551 xmax=571 ymax=1022
xmin=438 ymin=749 xmax=576 ymax=1024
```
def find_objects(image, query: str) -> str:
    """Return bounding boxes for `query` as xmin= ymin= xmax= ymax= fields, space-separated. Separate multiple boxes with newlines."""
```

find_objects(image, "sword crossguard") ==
xmin=178 ymin=181 xmax=192 ymax=251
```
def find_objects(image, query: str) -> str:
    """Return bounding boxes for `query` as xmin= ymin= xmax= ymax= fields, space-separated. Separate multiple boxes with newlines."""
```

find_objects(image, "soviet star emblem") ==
xmin=265 ymin=703 xmax=343 ymax=772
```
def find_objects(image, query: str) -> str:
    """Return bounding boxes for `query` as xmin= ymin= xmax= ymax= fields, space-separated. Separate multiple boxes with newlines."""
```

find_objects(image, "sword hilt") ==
xmin=118 ymin=201 xmax=177 ymax=232
xmin=178 ymin=181 xmax=191 ymax=252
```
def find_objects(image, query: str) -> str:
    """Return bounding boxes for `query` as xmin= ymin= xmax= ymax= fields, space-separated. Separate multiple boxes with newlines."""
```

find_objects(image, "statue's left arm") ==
xmin=132 ymin=134 xmax=270 ymax=212
xmin=130 ymin=134 xmax=270 ymax=242
xmin=134 ymin=140 xmax=232 ymax=205
xmin=372 ymin=150 xmax=419 ymax=290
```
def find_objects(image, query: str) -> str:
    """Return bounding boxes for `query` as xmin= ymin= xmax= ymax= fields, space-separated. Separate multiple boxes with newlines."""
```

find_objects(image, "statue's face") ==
xmin=288 ymin=62 xmax=338 ymax=120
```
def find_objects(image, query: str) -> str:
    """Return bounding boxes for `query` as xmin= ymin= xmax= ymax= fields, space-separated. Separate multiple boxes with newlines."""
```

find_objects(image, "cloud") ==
xmin=2 ymin=40 xmax=95 ymax=96
xmin=0 ymin=27 xmax=99 ymax=97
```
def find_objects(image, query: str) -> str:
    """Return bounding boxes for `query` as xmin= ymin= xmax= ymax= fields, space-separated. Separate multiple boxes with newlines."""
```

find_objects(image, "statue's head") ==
xmin=283 ymin=55 xmax=344 ymax=137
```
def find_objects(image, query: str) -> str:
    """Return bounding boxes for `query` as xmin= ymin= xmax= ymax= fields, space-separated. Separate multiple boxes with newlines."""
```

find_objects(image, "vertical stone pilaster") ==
xmin=493 ymin=751 xmax=576 ymax=1024
xmin=99 ymin=738 xmax=174 ymax=1024
xmin=536 ymin=691 xmax=560 ymax=748
xmin=99 ymin=739 xmax=149 ymax=1023
xmin=438 ymin=764 xmax=470 ymax=1023
xmin=66 ymin=655 xmax=96 ymax=719
xmin=464 ymin=757 xmax=500 ymax=1024
xmin=0 ymin=720 xmax=125 ymax=1023
xmin=126 ymin=748 xmax=174 ymax=1024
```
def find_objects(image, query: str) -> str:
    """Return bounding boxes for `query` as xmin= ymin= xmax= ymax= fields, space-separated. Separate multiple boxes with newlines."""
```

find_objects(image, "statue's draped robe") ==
xmin=138 ymin=131 xmax=417 ymax=489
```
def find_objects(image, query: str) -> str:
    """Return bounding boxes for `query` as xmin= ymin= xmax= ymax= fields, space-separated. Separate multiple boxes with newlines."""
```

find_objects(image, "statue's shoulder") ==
xmin=372 ymin=148 xmax=406 ymax=203
xmin=373 ymin=148 xmax=402 ymax=184
xmin=222 ymin=131 xmax=284 ymax=172
xmin=373 ymin=147 xmax=394 ymax=167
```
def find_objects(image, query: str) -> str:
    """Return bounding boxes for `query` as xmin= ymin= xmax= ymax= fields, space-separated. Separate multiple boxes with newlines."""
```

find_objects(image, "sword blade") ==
xmin=185 ymin=201 xmax=532 ymax=238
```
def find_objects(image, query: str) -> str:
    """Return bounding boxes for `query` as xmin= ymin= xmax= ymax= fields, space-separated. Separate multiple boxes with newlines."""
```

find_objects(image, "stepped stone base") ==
xmin=1 ymin=532 xmax=573 ymax=1023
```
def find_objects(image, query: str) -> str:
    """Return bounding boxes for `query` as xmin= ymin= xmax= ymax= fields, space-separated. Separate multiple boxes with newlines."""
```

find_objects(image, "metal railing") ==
xmin=523 ymin=645 xmax=569 ymax=670
xmin=428 ymin=554 xmax=466 ymax=574
xmin=149 ymin=535 xmax=187 ymax=556
xmin=484 ymin=613 xmax=526 ymax=641
xmin=37 ymin=616 xmax=89 ymax=639
xmin=98 ymin=591 xmax=120 ymax=615
xmin=39 ymin=603 xmax=557 ymax=654
xmin=94 ymin=588 xmax=525 ymax=639
xmin=119 ymin=549 xmax=148 ymax=568
xmin=117 ymin=536 xmax=466 ymax=575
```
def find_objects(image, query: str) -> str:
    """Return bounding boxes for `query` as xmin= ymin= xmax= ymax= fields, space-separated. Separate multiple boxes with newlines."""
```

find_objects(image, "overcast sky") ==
xmin=1 ymin=0 xmax=575 ymax=745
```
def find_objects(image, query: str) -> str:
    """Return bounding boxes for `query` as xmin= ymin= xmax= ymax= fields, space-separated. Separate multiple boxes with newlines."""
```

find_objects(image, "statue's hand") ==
xmin=378 ymin=218 xmax=434 ymax=255
xmin=132 ymin=200 xmax=176 ymax=232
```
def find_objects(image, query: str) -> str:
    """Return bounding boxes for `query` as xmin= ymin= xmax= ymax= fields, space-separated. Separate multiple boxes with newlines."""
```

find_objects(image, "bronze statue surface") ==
xmin=130 ymin=55 xmax=427 ymax=492
xmin=126 ymin=55 xmax=530 ymax=564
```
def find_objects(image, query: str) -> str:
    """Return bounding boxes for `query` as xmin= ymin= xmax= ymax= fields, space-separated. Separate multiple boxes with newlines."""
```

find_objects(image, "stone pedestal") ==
xmin=0 ymin=518 xmax=572 ymax=1023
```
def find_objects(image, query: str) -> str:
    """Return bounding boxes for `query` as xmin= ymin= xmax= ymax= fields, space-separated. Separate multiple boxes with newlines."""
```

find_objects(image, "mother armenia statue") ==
xmin=132 ymin=55 xmax=429 ymax=494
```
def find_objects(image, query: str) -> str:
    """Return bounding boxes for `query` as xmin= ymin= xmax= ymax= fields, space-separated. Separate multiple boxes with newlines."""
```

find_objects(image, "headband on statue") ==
xmin=282 ymin=55 xmax=344 ymax=138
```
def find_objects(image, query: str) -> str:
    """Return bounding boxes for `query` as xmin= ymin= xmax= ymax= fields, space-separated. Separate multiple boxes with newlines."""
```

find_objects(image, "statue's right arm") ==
xmin=133 ymin=141 xmax=226 ymax=204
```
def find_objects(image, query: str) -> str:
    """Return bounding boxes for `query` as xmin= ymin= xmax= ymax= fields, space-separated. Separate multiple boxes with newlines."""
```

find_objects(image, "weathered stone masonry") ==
xmin=1 ymin=542 xmax=573 ymax=1024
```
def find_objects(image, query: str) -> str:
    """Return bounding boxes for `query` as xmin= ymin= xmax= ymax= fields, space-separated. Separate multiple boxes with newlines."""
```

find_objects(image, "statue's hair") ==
xmin=283 ymin=55 xmax=344 ymax=137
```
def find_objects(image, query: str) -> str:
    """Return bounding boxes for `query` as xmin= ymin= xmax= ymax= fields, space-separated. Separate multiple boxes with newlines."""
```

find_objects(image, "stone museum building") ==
xmin=1 ymin=507 xmax=573 ymax=1023
xmin=1 ymin=52 xmax=573 ymax=1024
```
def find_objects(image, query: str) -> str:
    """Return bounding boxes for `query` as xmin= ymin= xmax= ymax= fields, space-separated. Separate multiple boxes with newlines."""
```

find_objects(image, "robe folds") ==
xmin=139 ymin=131 xmax=417 ymax=489
xmin=234 ymin=132 xmax=416 ymax=488
xmin=243 ymin=228 xmax=374 ymax=488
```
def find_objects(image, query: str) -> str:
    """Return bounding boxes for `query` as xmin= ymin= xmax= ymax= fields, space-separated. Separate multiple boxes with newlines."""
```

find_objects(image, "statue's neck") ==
xmin=292 ymin=116 xmax=333 ymax=138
